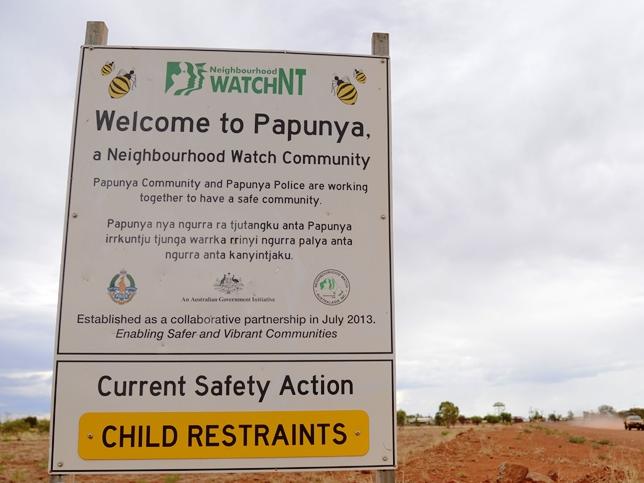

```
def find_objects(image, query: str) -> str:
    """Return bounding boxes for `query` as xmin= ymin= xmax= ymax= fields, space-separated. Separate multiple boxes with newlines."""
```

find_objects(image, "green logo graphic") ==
xmin=165 ymin=61 xmax=306 ymax=96
xmin=319 ymin=278 xmax=336 ymax=290
xmin=165 ymin=62 xmax=206 ymax=96
xmin=313 ymin=269 xmax=350 ymax=306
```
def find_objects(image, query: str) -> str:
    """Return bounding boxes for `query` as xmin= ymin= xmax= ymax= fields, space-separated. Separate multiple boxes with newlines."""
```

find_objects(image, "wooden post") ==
xmin=372 ymin=31 xmax=394 ymax=483
xmin=49 ymin=468 xmax=73 ymax=481
xmin=371 ymin=32 xmax=389 ymax=57
xmin=50 ymin=21 xmax=109 ymax=483
xmin=376 ymin=467 xmax=396 ymax=483
xmin=84 ymin=21 xmax=108 ymax=46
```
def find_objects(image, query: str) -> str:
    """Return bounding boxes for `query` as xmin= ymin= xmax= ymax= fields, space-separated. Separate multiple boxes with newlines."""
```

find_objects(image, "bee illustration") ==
xmin=100 ymin=61 xmax=114 ymax=76
xmin=108 ymin=69 xmax=136 ymax=99
xmin=354 ymin=68 xmax=367 ymax=84
xmin=333 ymin=76 xmax=358 ymax=106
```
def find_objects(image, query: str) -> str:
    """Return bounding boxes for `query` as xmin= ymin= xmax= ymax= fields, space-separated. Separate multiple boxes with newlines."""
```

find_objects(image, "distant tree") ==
xmin=547 ymin=413 xmax=561 ymax=422
xmin=617 ymin=407 xmax=644 ymax=419
xmin=397 ymin=409 xmax=407 ymax=426
xmin=22 ymin=416 xmax=38 ymax=428
xmin=499 ymin=412 xmax=512 ymax=424
xmin=438 ymin=401 xmax=459 ymax=428
xmin=484 ymin=414 xmax=500 ymax=424
xmin=598 ymin=405 xmax=616 ymax=415
xmin=529 ymin=410 xmax=544 ymax=422
xmin=458 ymin=415 xmax=467 ymax=425
xmin=0 ymin=418 xmax=29 ymax=435
xmin=512 ymin=416 xmax=525 ymax=424
xmin=566 ymin=411 xmax=575 ymax=421
xmin=434 ymin=412 xmax=444 ymax=426
xmin=37 ymin=419 xmax=50 ymax=433
xmin=493 ymin=402 xmax=506 ymax=415
xmin=470 ymin=416 xmax=483 ymax=425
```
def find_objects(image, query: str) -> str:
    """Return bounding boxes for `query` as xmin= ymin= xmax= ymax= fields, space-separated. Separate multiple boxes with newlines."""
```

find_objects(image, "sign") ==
xmin=78 ymin=410 xmax=370 ymax=460
xmin=51 ymin=45 xmax=394 ymax=474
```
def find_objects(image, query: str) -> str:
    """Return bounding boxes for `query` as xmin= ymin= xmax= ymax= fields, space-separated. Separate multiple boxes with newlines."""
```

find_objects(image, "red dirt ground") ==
xmin=1 ymin=422 xmax=643 ymax=482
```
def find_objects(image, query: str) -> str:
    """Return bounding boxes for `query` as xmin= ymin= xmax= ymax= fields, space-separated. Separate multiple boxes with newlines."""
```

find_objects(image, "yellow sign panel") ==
xmin=78 ymin=410 xmax=369 ymax=460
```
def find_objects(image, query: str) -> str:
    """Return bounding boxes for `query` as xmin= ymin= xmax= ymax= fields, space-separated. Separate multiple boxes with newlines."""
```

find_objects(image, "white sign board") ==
xmin=51 ymin=46 xmax=394 ymax=474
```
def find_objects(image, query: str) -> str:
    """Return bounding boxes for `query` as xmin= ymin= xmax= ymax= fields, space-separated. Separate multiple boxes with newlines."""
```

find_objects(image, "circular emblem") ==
xmin=313 ymin=269 xmax=350 ymax=305
xmin=107 ymin=270 xmax=137 ymax=304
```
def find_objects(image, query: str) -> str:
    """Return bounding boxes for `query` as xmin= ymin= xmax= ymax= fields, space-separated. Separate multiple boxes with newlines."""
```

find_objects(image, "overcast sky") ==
xmin=1 ymin=0 xmax=643 ymax=420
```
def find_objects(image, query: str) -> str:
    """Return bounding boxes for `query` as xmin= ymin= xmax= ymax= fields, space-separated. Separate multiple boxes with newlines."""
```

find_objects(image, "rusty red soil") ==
xmin=1 ymin=423 xmax=643 ymax=482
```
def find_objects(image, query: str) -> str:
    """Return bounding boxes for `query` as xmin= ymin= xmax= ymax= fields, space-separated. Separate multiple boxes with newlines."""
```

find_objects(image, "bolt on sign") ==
xmin=50 ymin=44 xmax=395 ymax=474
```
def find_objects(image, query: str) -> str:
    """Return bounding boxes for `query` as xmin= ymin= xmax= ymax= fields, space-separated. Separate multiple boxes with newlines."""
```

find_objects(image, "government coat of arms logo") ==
xmin=214 ymin=273 xmax=244 ymax=294
xmin=107 ymin=270 xmax=137 ymax=304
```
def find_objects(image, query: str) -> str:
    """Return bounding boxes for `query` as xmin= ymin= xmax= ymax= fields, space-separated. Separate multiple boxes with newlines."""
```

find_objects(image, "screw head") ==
xmin=382 ymin=456 xmax=389 ymax=461
xmin=57 ymin=462 xmax=63 ymax=467
xmin=88 ymin=433 xmax=93 ymax=439
xmin=380 ymin=214 xmax=386 ymax=220
xmin=72 ymin=212 xmax=78 ymax=218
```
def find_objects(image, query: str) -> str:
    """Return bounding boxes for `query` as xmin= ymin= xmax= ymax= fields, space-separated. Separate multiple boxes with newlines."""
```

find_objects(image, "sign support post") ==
xmin=49 ymin=22 xmax=108 ymax=483
xmin=84 ymin=21 xmax=108 ymax=46
xmin=372 ymin=31 xmax=396 ymax=483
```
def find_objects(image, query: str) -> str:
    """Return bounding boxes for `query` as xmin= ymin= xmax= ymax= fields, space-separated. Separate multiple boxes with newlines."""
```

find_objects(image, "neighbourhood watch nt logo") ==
xmin=164 ymin=61 xmax=307 ymax=96
xmin=165 ymin=62 xmax=206 ymax=96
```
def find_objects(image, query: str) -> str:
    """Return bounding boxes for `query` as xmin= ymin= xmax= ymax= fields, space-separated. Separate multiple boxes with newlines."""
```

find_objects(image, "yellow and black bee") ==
xmin=354 ymin=68 xmax=367 ymax=84
xmin=101 ymin=61 xmax=114 ymax=76
xmin=108 ymin=69 xmax=136 ymax=99
xmin=333 ymin=76 xmax=357 ymax=105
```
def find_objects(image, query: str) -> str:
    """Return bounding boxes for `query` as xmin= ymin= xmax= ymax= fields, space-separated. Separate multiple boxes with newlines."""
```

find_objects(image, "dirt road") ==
xmin=1 ymin=423 xmax=642 ymax=482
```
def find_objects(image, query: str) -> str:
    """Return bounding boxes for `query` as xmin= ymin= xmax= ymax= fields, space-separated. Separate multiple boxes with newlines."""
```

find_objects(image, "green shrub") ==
xmin=22 ymin=416 xmax=38 ymax=428
xmin=529 ymin=410 xmax=545 ymax=422
xmin=396 ymin=410 xmax=407 ymax=426
xmin=569 ymin=435 xmax=586 ymax=444
xmin=499 ymin=412 xmax=512 ymax=424
xmin=484 ymin=414 xmax=500 ymax=424
xmin=437 ymin=401 xmax=459 ymax=428
xmin=36 ymin=419 xmax=50 ymax=433
xmin=1 ymin=419 xmax=30 ymax=434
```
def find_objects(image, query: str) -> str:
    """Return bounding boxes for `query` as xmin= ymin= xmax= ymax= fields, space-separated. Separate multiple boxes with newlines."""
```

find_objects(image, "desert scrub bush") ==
xmin=537 ymin=425 xmax=557 ymax=436
xmin=568 ymin=435 xmax=586 ymax=444
xmin=591 ymin=438 xmax=611 ymax=449
xmin=396 ymin=409 xmax=407 ymax=426
xmin=484 ymin=414 xmax=500 ymax=424
xmin=0 ymin=419 xmax=29 ymax=435
xmin=36 ymin=419 xmax=50 ymax=433
xmin=22 ymin=416 xmax=37 ymax=428
xmin=499 ymin=412 xmax=512 ymax=424
xmin=10 ymin=469 xmax=26 ymax=482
